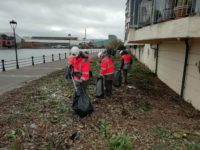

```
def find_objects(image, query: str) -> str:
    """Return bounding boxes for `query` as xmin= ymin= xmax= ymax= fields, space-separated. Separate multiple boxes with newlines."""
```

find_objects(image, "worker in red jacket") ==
xmin=100 ymin=49 xmax=115 ymax=97
xmin=73 ymin=50 xmax=90 ymax=94
xmin=119 ymin=50 xmax=132 ymax=85
xmin=66 ymin=46 xmax=78 ymax=79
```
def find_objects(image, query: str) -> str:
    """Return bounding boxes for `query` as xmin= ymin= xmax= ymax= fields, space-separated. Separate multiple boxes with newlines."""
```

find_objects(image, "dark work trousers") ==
xmin=122 ymin=69 xmax=128 ymax=85
xmin=75 ymin=80 xmax=88 ymax=95
xmin=104 ymin=74 xmax=114 ymax=97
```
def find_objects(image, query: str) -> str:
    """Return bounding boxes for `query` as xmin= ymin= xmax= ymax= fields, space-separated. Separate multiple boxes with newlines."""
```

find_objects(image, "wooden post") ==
xmin=52 ymin=54 xmax=54 ymax=62
xmin=59 ymin=53 xmax=61 ymax=60
xmin=43 ymin=55 xmax=46 ymax=64
xmin=1 ymin=59 xmax=5 ymax=72
xmin=31 ymin=56 xmax=34 ymax=66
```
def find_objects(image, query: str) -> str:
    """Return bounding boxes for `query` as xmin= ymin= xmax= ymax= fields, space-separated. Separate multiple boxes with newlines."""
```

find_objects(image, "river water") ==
xmin=0 ymin=48 xmax=69 ymax=61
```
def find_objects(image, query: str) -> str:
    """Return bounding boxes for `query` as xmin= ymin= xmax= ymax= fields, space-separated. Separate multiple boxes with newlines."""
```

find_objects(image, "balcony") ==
xmin=127 ymin=16 xmax=200 ymax=43
xmin=126 ymin=0 xmax=200 ymax=43
xmin=137 ymin=0 xmax=199 ymax=28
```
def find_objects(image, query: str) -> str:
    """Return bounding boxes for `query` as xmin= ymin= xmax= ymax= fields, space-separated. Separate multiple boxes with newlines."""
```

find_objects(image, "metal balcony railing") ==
xmin=136 ymin=0 xmax=199 ymax=28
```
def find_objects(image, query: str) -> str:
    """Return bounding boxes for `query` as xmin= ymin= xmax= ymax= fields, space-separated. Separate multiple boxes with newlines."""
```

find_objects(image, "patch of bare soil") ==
xmin=0 ymin=57 xmax=200 ymax=150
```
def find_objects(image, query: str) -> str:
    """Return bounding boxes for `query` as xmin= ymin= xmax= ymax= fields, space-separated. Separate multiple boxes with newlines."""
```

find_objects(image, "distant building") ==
xmin=0 ymin=36 xmax=3 ymax=48
xmin=22 ymin=36 xmax=90 ymax=49
xmin=108 ymin=35 xmax=117 ymax=40
xmin=0 ymin=33 xmax=22 ymax=48
xmin=0 ymin=34 xmax=14 ymax=48
xmin=92 ymin=34 xmax=118 ymax=48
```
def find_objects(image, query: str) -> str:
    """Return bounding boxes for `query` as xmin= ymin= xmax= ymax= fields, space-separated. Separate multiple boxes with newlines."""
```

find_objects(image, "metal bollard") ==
xmin=52 ymin=54 xmax=54 ymax=62
xmin=43 ymin=55 xmax=46 ymax=64
xmin=31 ymin=56 xmax=34 ymax=66
xmin=59 ymin=53 xmax=61 ymax=60
xmin=65 ymin=52 xmax=67 ymax=59
xmin=1 ymin=59 xmax=5 ymax=72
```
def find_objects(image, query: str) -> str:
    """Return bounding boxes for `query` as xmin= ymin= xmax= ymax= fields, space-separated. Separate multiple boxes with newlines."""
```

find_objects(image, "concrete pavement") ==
xmin=0 ymin=60 xmax=66 ymax=95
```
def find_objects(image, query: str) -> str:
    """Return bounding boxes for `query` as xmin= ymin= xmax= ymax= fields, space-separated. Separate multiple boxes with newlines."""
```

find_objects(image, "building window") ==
xmin=174 ymin=0 xmax=193 ymax=17
xmin=138 ymin=0 xmax=153 ymax=26
xmin=195 ymin=0 xmax=200 ymax=15
xmin=153 ymin=0 xmax=175 ymax=22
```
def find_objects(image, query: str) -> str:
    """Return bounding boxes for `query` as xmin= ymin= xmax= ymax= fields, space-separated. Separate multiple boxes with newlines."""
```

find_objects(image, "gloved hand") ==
xmin=69 ymin=64 xmax=73 ymax=70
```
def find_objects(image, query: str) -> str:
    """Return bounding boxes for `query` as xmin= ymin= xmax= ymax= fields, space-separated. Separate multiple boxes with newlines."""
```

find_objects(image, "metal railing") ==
xmin=0 ymin=49 xmax=103 ymax=72
xmin=136 ymin=0 xmax=198 ymax=28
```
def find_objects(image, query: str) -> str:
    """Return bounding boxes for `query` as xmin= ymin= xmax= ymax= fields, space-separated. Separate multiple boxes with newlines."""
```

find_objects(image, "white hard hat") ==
xmin=71 ymin=46 xmax=79 ymax=56
xmin=98 ymin=52 xmax=102 ymax=58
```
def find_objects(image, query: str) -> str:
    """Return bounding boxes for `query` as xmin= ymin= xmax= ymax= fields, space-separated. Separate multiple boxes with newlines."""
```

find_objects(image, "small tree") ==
xmin=107 ymin=39 xmax=124 ymax=50
xmin=118 ymin=45 xmax=126 ymax=51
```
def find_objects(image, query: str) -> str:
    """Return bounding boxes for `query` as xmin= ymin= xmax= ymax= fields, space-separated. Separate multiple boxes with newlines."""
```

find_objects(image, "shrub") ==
xmin=136 ymin=101 xmax=150 ymax=112
xmin=108 ymin=131 xmax=134 ymax=150
xmin=99 ymin=119 xmax=110 ymax=138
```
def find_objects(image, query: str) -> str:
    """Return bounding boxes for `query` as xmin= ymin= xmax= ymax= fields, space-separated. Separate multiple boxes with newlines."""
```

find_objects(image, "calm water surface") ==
xmin=0 ymin=48 xmax=69 ymax=61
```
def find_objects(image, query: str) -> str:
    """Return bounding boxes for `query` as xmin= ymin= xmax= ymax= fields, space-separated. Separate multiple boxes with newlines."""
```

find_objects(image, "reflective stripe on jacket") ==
xmin=73 ymin=57 xmax=90 ymax=81
xmin=80 ymin=58 xmax=90 ymax=81
xmin=100 ymin=55 xmax=115 ymax=75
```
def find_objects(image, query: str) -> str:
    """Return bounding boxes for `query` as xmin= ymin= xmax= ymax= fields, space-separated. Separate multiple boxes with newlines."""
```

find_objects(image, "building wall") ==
xmin=140 ymin=44 xmax=156 ymax=72
xmin=132 ymin=45 xmax=156 ymax=73
xmin=184 ymin=41 xmax=200 ymax=110
xmin=157 ymin=42 xmax=185 ymax=94
xmin=132 ymin=41 xmax=200 ymax=110
xmin=0 ymin=38 xmax=3 ymax=48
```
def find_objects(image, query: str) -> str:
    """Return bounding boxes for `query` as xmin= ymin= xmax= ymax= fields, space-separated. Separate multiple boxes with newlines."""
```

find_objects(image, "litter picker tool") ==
xmin=71 ymin=73 xmax=77 ymax=92
xmin=70 ymin=72 xmax=78 ymax=141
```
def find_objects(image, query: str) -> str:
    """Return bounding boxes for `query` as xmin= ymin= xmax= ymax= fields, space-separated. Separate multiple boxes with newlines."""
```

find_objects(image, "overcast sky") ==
xmin=0 ymin=0 xmax=126 ymax=40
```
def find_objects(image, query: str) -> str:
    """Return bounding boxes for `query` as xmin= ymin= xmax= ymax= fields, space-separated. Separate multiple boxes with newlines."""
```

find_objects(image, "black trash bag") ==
xmin=113 ymin=71 xmax=122 ymax=87
xmin=96 ymin=77 xmax=104 ymax=98
xmin=72 ymin=88 xmax=94 ymax=118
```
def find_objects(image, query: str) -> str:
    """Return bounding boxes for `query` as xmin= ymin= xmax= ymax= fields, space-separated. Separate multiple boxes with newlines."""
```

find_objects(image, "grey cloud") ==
xmin=0 ymin=0 xmax=126 ymax=39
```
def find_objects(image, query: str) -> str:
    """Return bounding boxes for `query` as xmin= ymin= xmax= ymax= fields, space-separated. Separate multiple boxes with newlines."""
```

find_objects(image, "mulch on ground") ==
xmin=0 ymin=56 xmax=200 ymax=150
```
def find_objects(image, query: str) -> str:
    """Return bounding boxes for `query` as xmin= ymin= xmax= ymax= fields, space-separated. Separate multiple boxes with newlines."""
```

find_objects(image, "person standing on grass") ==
xmin=84 ymin=50 xmax=93 ymax=78
xmin=119 ymin=50 xmax=132 ymax=85
xmin=66 ymin=46 xmax=79 ymax=79
xmin=73 ymin=50 xmax=90 ymax=94
xmin=100 ymin=49 xmax=115 ymax=97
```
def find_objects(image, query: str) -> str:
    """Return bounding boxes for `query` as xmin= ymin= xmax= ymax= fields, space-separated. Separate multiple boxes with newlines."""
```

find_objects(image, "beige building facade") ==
xmin=125 ymin=0 xmax=200 ymax=110
xmin=132 ymin=40 xmax=200 ymax=110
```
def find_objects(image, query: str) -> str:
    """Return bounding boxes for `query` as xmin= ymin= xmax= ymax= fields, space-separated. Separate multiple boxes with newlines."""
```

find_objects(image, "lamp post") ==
xmin=9 ymin=20 xmax=19 ymax=69
xmin=68 ymin=33 xmax=71 ymax=48
xmin=68 ymin=33 xmax=71 ymax=54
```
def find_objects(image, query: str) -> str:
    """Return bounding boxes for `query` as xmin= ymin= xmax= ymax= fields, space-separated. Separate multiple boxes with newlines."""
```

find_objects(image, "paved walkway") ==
xmin=0 ymin=60 xmax=66 ymax=95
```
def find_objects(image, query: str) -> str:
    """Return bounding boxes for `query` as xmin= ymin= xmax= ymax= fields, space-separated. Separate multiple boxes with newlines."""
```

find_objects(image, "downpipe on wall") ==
xmin=180 ymin=38 xmax=191 ymax=98
xmin=150 ymin=44 xmax=159 ymax=75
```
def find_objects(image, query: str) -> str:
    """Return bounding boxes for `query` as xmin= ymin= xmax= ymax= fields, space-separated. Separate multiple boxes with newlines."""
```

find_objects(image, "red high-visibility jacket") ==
xmin=74 ymin=57 xmax=90 ymax=81
xmin=100 ymin=55 xmax=115 ymax=75
xmin=120 ymin=53 xmax=132 ymax=70
xmin=67 ymin=55 xmax=75 ymax=68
